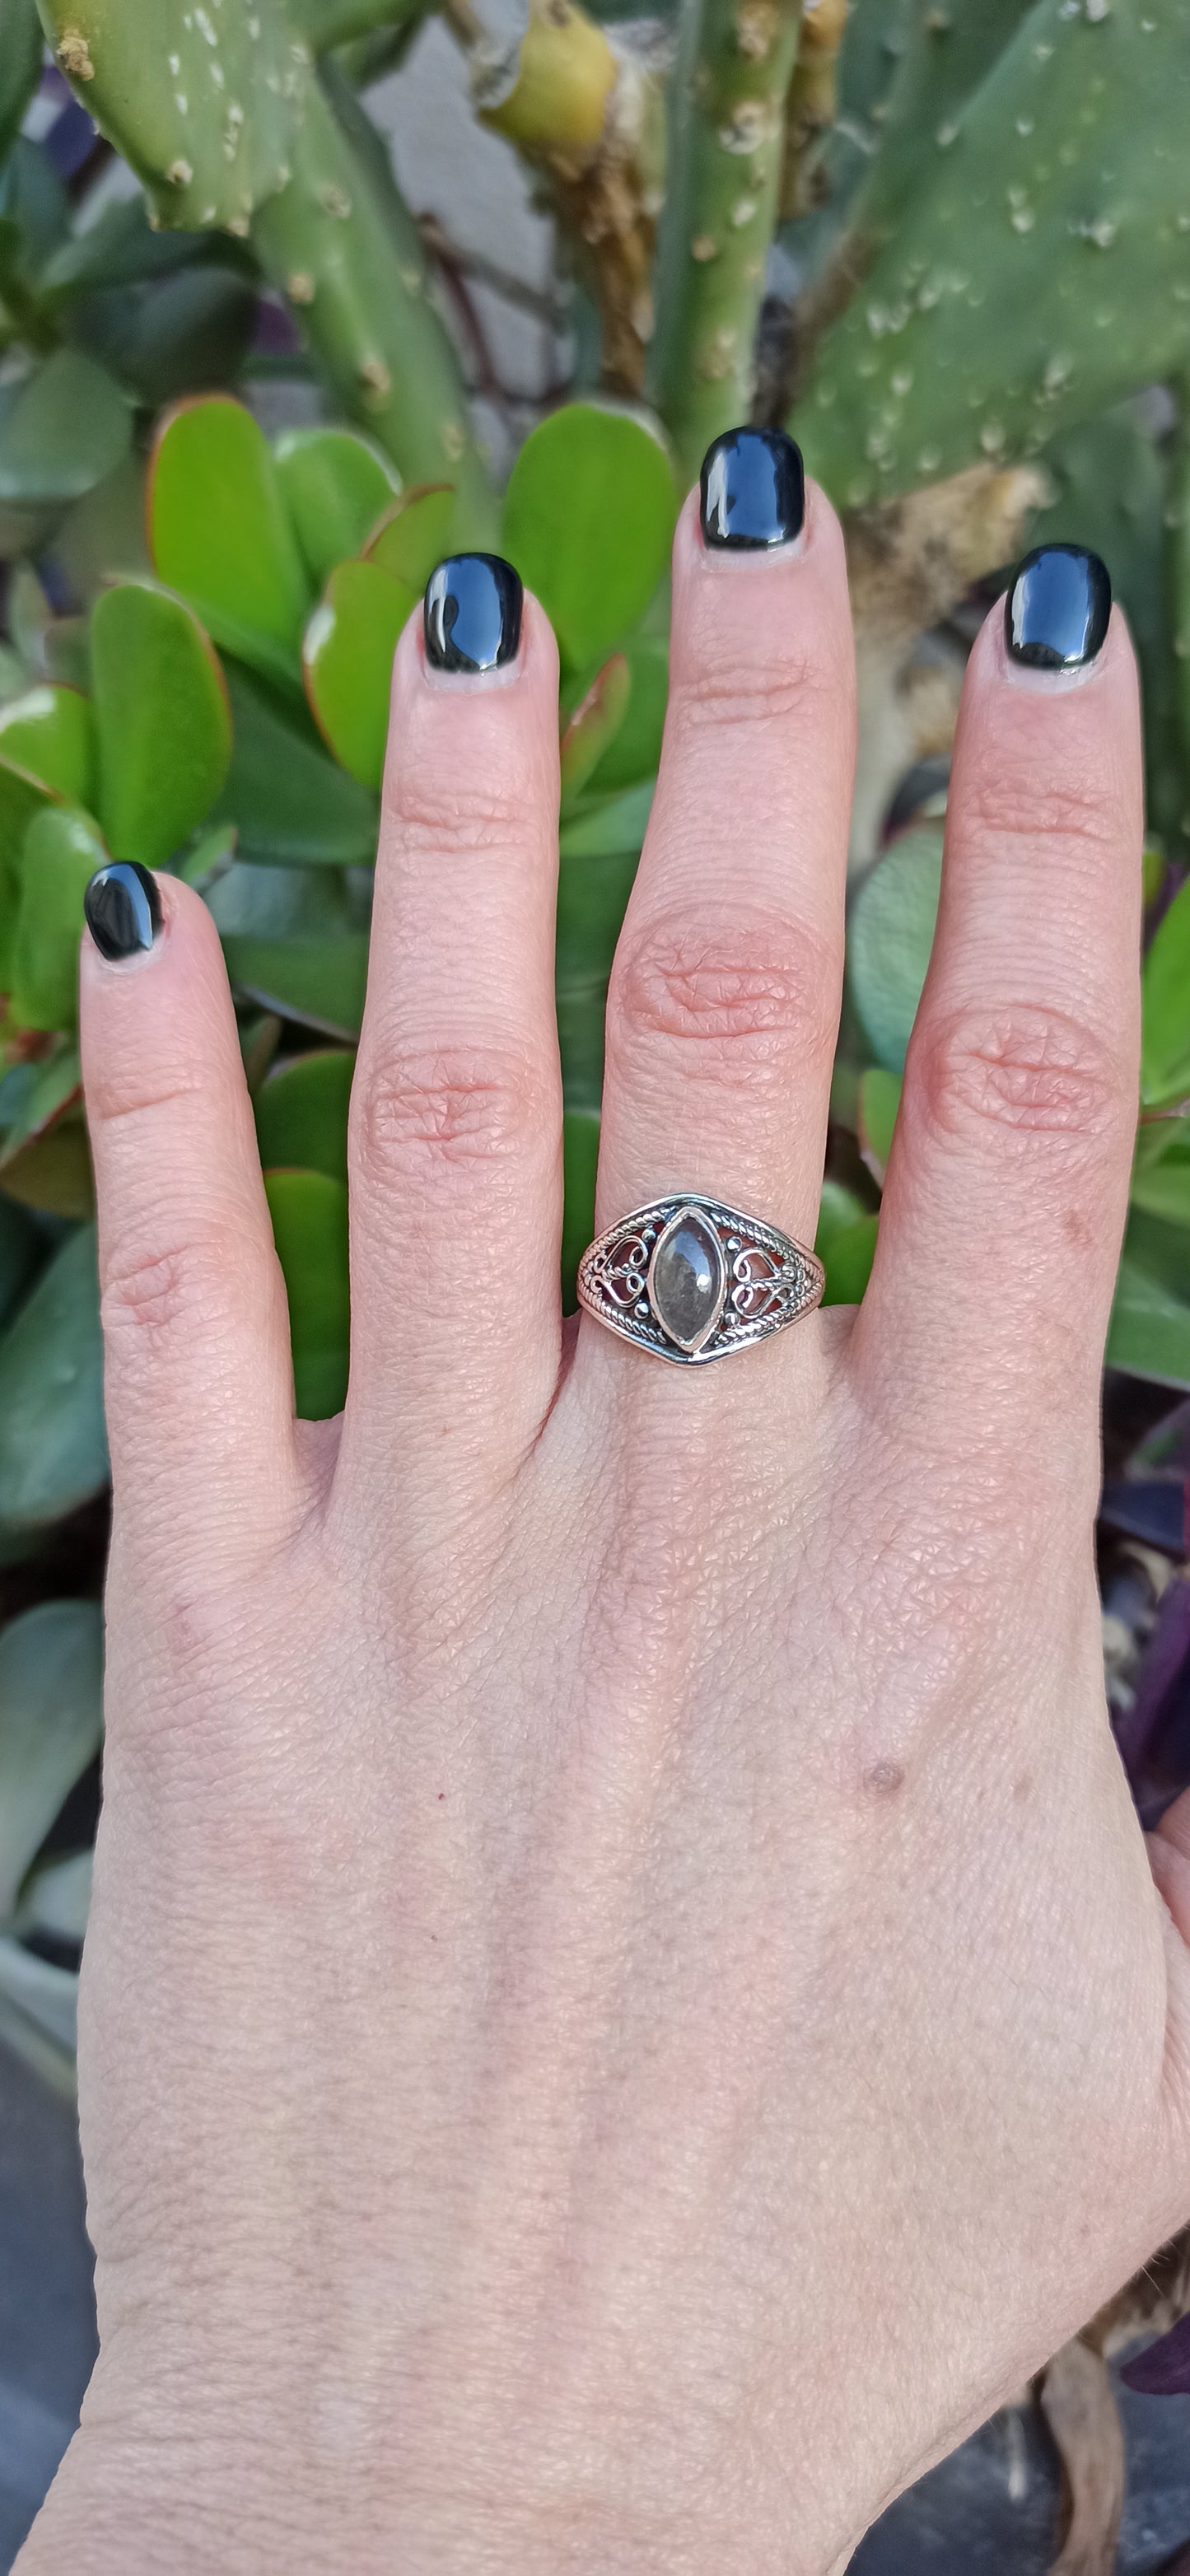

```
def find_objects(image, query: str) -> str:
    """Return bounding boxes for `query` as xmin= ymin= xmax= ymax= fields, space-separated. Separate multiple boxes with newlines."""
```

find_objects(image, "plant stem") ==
xmin=646 ymin=0 xmax=802 ymax=483
xmin=290 ymin=0 xmax=431 ymax=54
xmin=252 ymin=68 xmax=495 ymax=539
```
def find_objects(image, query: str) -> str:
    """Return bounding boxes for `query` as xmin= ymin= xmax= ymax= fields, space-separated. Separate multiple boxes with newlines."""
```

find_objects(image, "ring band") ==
xmin=576 ymin=1192 xmax=824 ymax=1365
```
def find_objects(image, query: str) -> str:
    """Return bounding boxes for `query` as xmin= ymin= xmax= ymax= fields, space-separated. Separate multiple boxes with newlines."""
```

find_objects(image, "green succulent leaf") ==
xmin=0 ymin=1600 xmax=103 ymax=1922
xmin=39 ymin=0 xmax=306 ymax=234
xmin=820 ymin=1213 xmax=880 ymax=1308
xmin=558 ymin=777 xmax=654 ymax=861
xmin=1108 ymin=1208 xmax=1190 ymax=1389
xmin=847 ymin=822 xmax=943 ymax=1075
xmin=857 ymin=0 xmax=1037 ymax=240
xmin=0 ymin=1199 xmax=39 ymax=1331
xmin=72 ymin=265 xmax=259 ymax=412
xmin=211 ymin=661 xmax=377 ymax=867
xmin=90 ymin=582 xmax=231 ymax=870
xmin=0 ymin=0 xmax=44 ymax=170
xmin=580 ymin=634 xmax=668 ymax=796
xmin=0 ymin=688 xmax=96 ymax=810
xmin=561 ymin=1108 xmax=600 ymax=1314
xmin=814 ymin=1180 xmax=869 ymax=1259
xmin=0 ymin=1224 xmax=107 ymax=1534
xmin=560 ymin=656 xmax=631 ymax=812
xmin=15 ymin=1847 xmax=93 ymax=1948
xmin=1141 ymin=877 xmax=1190 ymax=1110
xmin=0 ymin=1936 xmax=78 ymax=2086
xmin=254 ymin=1047 xmax=354 ymax=1183
xmin=858 ymin=1066 xmax=903 ymax=1184
xmin=0 ymin=1045 xmax=91 ymax=1221
xmin=275 ymin=427 xmax=401 ymax=587
xmin=149 ymin=399 xmax=311 ymax=688
xmin=264 ymin=1168 xmax=350 ymax=1420
xmin=302 ymin=558 xmax=414 ymax=789
xmin=364 ymin=485 xmax=457 ymax=594
xmin=794 ymin=0 xmax=1190 ymax=504
xmin=0 ymin=349 xmax=132 ymax=506
xmin=502 ymin=405 xmax=677 ymax=671
xmin=0 ymin=757 xmax=58 ymax=989
xmin=208 ymin=857 xmax=371 ymax=1038
xmin=1132 ymin=1120 xmax=1190 ymax=1226
xmin=12 ymin=805 xmax=107 ymax=1033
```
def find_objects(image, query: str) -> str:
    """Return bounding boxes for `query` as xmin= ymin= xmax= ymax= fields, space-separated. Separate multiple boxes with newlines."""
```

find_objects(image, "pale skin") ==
xmin=17 ymin=479 xmax=1190 ymax=2574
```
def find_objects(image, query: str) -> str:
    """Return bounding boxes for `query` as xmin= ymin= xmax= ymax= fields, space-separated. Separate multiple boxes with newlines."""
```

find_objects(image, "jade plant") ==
xmin=0 ymin=0 xmax=1189 ymax=2166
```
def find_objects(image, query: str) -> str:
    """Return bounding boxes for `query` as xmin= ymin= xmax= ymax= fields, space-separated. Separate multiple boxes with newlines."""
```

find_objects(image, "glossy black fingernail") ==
xmin=83 ymin=861 xmax=161 ymax=960
xmin=424 ymin=553 xmax=522 ymax=674
xmin=700 ymin=427 xmax=805 ymax=551
xmin=1005 ymin=544 xmax=1112 ymax=673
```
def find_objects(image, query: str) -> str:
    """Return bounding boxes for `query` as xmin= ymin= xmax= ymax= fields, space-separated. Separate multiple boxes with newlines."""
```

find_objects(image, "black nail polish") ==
xmin=83 ymin=861 xmax=161 ymax=960
xmin=700 ymin=427 xmax=805 ymax=551
xmin=1005 ymin=544 xmax=1112 ymax=672
xmin=424 ymin=553 xmax=523 ymax=674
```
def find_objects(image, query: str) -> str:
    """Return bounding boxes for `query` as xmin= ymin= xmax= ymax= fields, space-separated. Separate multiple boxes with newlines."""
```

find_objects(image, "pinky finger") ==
xmin=80 ymin=866 xmax=303 ymax=1570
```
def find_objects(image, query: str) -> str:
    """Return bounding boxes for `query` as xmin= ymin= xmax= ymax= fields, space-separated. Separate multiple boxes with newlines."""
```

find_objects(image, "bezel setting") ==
xmin=576 ymin=1192 xmax=825 ymax=1365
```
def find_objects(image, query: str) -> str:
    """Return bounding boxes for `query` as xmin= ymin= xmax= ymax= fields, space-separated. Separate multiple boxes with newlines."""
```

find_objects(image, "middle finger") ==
xmin=590 ymin=429 xmax=856 ymax=1273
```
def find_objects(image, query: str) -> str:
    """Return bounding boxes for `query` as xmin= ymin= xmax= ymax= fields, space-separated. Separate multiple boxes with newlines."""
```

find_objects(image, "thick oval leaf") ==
xmin=0 ymin=1044 xmax=92 ymax=1219
xmin=91 ymin=582 xmax=231 ymax=869
xmin=0 ymin=1935 xmax=78 ymax=2084
xmin=365 ymin=485 xmax=457 ymax=595
xmin=561 ymin=1108 xmax=600 ymax=1314
xmin=0 ymin=1601 xmax=103 ymax=1920
xmin=16 ymin=1847 xmax=93 ymax=1949
xmin=814 ymin=1181 xmax=869 ymax=1259
xmin=0 ymin=688 xmax=95 ymax=807
xmin=0 ymin=1196 xmax=38 ymax=1330
xmin=275 ymin=428 xmax=401 ymax=589
xmin=859 ymin=1067 xmax=903 ymax=1187
xmin=211 ymin=662 xmax=377 ymax=868
xmin=208 ymin=859 xmax=371 ymax=1039
xmin=847 ymin=824 xmax=943 ymax=1075
xmin=254 ymin=1048 xmax=354 ymax=1184
xmin=12 ymin=805 xmax=108 ymax=1034
xmin=0 ymin=1224 xmax=107 ymax=1533
xmin=1131 ymin=1122 xmax=1190 ymax=1226
xmin=560 ymin=656 xmax=631 ymax=812
xmin=502 ymin=406 xmax=676 ymax=670
xmin=0 ymin=0 xmax=43 ymax=170
xmin=584 ymin=633 xmax=668 ymax=796
xmin=1108 ymin=1210 xmax=1190 ymax=1390
xmin=821 ymin=1212 xmax=880 ymax=1308
xmin=149 ymin=399 xmax=310 ymax=688
xmin=302 ymin=560 xmax=413 ymax=790
xmin=264 ymin=1169 xmax=349 ymax=1421
xmin=0 ymin=755 xmax=58 ymax=987
xmin=0 ymin=349 xmax=130 ymax=506
xmin=1142 ymin=877 xmax=1190 ymax=1109
xmin=558 ymin=777 xmax=654 ymax=862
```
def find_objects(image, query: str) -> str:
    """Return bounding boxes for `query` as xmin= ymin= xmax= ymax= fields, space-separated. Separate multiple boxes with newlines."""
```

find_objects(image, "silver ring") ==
xmin=576 ymin=1192 xmax=824 ymax=1365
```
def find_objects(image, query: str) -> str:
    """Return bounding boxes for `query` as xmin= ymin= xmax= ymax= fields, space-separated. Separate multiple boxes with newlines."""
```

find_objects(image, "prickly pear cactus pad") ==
xmin=794 ymin=0 xmax=1190 ymax=503
xmin=36 ymin=0 xmax=307 ymax=234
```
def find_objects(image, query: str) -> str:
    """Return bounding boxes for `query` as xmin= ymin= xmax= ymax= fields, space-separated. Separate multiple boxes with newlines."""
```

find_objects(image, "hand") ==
xmin=20 ymin=451 xmax=1190 ymax=2574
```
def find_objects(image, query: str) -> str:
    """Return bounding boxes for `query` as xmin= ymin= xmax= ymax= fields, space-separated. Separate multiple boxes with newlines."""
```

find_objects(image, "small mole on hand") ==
xmin=866 ymin=1759 xmax=905 ymax=1797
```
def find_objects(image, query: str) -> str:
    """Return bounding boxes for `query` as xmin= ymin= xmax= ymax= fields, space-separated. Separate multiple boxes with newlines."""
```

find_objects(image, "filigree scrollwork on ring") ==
xmin=576 ymin=1192 xmax=824 ymax=1366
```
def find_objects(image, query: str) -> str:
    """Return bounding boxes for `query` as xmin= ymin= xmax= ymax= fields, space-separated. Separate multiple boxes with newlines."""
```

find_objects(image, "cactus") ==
xmin=792 ymin=0 xmax=1190 ymax=504
xmin=647 ymin=0 xmax=805 ymax=478
xmin=33 ymin=0 xmax=494 ymax=521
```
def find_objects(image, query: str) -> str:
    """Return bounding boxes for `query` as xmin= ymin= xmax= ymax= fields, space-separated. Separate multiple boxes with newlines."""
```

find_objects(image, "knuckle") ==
xmin=962 ymin=768 xmax=1120 ymax=861
xmin=352 ymin=1039 xmax=547 ymax=1192
xmin=100 ymin=1234 xmax=236 ymax=1346
xmin=912 ymin=1001 xmax=1127 ymax=1155
xmin=671 ymin=646 xmax=824 ymax=737
xmin=386 ymin=777 xmax=527 ymax=856
xmin=608 ymin=910 xmax=837 ymax=1082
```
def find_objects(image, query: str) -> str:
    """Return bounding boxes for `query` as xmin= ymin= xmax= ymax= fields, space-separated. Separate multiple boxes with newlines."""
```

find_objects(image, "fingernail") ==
xmin=424 ymin=553 xmax=523 ymax=674
xmin=1005 ymin=544 xmax=1112 ymax=672
xmin=700 ymin=427 xmax=805 ymax=551
xmin=83 ymin=861 xmax=161 ymax=960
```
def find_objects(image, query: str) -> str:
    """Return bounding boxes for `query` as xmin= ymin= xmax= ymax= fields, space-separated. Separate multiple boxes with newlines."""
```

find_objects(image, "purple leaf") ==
xmin=1120 ymin=2311 xmax=1190 ymax=2395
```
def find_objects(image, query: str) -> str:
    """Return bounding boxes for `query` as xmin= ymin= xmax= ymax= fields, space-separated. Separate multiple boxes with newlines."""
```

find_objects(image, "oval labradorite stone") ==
xmin=650 ymin=1210 xmax=726 ymax=1351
